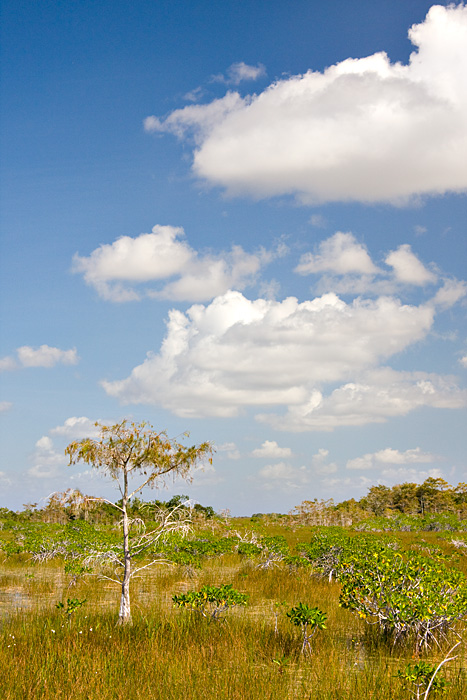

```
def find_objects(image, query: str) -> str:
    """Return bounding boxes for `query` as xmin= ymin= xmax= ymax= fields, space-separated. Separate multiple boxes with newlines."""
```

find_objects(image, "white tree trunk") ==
xmin=119 ymin=572 xmax=131 ymax=624
xmin=118 ymin=490 xmax=132 ymax=624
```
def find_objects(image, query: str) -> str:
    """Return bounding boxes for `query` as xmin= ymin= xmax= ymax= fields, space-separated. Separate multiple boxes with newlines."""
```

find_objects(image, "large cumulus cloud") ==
xmin=146 ymin=5 xmax=467 ymax=205
xmin=101 ymin=289 xmax=444 ymax=423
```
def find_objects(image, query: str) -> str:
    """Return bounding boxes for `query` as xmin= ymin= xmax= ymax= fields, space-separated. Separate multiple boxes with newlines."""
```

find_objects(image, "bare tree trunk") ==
xmin=118 ymin=477 xmax=132 ymax=625
xmin=119 ymin=563 xmax=131 ymax=624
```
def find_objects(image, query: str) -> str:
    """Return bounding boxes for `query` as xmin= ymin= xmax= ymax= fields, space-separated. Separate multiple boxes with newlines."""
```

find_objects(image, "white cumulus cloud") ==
xmin=28 ymin=436 xmax=65 ymax=479
xmin=146 ymin=5 xmax=467 ymax=205
xmin=252 ymin=440 xmax=293 ymax=458
xmin=430 ymin=278 xmax=467 ymax=309
xmin=50 ymin=417 xmax=102 ymax=439
xmin=73 ymin=224 xmax=272 ymax=303
xmin=385 ymin=244 xmax=437 ymax=285
xmin=1 ymin=346 xmax=79 ymax=372
xmin=295 ymin=232 xmax=379 ymax=276
xmin=0 ymin=357 xmax=17 ymax=372
xmin=217 ymin=442 xmax=241 ymax=460
xmin=380 ymin=466 xmax=444 ymax=484
xmin=101 ymin=289 xmax=437 ymax=423
xmin=0 ymin=470 xmax=12 ymax=484
xmin=347 ymin=447 xmax=438 ymax=470
xmin=310 ymin=448 xmax=338 ymax=475
xmin=258 ymin=462 xmax=311 ymax=490
xmin=294 ymin=233 xmax=455 ymax=298
xmin=17 ymin=345 xmax=79 ymax=368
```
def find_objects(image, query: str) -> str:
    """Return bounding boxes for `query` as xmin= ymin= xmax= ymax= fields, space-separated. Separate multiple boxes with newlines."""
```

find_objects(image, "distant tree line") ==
xmin=2 ymin=477 xmax=467 ymax=527
xmin=0 ymin=490 xmax=215 ymax=525
xmin=289 ymin=478 xmax=467 ymax=527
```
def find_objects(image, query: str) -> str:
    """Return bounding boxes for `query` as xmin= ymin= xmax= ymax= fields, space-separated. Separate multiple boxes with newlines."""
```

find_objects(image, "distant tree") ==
xmin=43 ymin=489 xmax=96 ymax=523
xmin=21 ymin=502 xmax=39 ymax=521
xmin=361 ymin=485 xmax=393 ymax=516
xmin=0 ymin=507 xmax=18 ymax=521
xmin=165 ymin=494 xmax=190 ymax=510
xmin=416 ymin=478 xmax=454 ymax=515
xmin=65 ymin=420 xmax=213 ymax=625
xmin=454 ymin=483 xmax=467 ymax=518
xmin=193 ymin=502 xmax=215 ymax=519
xmin=289 ymin=499 xmax=336 ymax=526
xmin=391 ymin=482 xmax=420 ymax=515
xmin=334 ymin=498 xmax=367 ymax=526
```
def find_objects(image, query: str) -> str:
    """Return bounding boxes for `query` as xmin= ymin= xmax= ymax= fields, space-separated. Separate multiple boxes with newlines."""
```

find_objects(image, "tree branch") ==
xmin=84 ymin=497 xmax=124 ymax=513
xmin=128 ymin=463 xmax=189 ymax=500
xmin=132 ymin=558 xmax=174 ymax=576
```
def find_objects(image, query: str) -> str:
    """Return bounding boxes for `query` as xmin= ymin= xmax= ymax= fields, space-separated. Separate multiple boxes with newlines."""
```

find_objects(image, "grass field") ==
xmin=1 ymin=520 xmax=466 ymax=699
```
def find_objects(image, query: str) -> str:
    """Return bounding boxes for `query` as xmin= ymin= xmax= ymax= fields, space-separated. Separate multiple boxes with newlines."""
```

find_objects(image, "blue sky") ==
xmin=1 ymin=0 xmax=466 ymax=515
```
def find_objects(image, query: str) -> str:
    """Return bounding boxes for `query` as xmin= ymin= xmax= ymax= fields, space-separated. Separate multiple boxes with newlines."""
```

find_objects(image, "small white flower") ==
xmin=51 ymin=630 xmax=55 ymax=633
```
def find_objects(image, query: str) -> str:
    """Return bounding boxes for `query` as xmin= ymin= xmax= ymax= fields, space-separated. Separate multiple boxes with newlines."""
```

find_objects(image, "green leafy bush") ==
xmin=286 ymin=603 xmax=327 ymax=655
xmin=339 ymin=550 xmax=467 ymax=650
xmin=173 ymin=583 xmax=248 ymax=621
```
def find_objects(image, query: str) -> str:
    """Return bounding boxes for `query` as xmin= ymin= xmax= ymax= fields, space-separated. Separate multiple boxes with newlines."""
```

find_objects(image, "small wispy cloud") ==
xmin=414 ymin=225 xmax=427 ymax=236
xmin=211 ymin=62 xmax=266 ymax=85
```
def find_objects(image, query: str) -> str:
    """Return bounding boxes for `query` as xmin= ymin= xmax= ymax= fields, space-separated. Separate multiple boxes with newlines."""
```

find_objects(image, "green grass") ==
xmin=1 ymin=526 xmax=466 ymax=699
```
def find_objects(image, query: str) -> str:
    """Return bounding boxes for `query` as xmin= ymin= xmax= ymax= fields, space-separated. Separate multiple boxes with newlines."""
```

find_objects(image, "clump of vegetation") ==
xmin=173 ymin=583 xmax=248 ymax=621
xmin=339 ymin=549 xmax=467 ymax=651
xmin=286 ymin=603 xmax=327 ymax=655
xmin=55 ymin=597 xmax=87 ymax=621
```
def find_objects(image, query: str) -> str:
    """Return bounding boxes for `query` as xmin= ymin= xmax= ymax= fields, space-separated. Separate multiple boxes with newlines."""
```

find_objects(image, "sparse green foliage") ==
xmin=56 ymin=597 xmax=87 ymax=620
xmin=272 ymin=655 xmax=291 ymax=674
xmin=237 ymin=541 xmax=262 ymax=558
xmin=65 ymin=421 xmax=213 ymax=495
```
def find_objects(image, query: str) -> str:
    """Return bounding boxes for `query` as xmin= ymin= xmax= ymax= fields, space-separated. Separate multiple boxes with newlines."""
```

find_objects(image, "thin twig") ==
xmin=423 ymin=641 xmax=461 ymax=700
